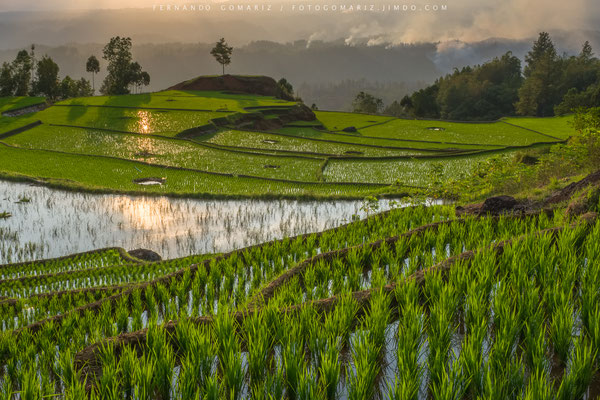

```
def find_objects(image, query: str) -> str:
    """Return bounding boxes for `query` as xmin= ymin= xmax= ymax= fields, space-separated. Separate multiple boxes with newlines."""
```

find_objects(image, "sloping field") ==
xmin=4 ymin=125 xmax=325 ymax=181
xmin=0 ymin=90 xmax=576 ymax=197
xmin=316 ymin=111 xmax=564 ymax=146
xmin=58 ymin=90 xmax=295 ymax=111
xmin=503 ymin=115 xmax=575 ymax=139
xmin=36 ymin=105 xmax=229 ymax=136
xmin=0 ymin=143 xmax=383 ymax=198
xmin=1 ymin=188 xmax=598 ymax=399
xmin=0 ymin=96 xmax=45 ymax=113
xmin=204 ymin=129 xmax=441 ymax=157
xmin=323 ymin=152 xmax=501 ymax=185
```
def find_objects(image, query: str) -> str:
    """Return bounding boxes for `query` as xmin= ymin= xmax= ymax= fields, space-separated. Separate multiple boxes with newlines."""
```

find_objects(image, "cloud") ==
xmin=369 ymin=0 xmax=599 ymax=44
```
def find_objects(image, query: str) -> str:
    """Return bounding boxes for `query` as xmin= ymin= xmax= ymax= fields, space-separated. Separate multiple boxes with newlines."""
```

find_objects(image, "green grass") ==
xmin=0 ymin=115 xmax=39 ymax=134
xmin=317 ymin=111 xmax=565 ymax=146
xmin=35 ymin=106 xmax=228 ymax=136
xmin=274 ymin=126 xmax=501 ymax=151
xmin=204 ymin=129 xmax=435 ymax=157
xmin=5 ymin=125 xmax=324 ymax=181
xmin=0 ymin=92 xmax=579 ymax=198
xmin=315 ymin=111 xmax=395 ymax=130
xmin=503 ymin=115 xmax=575 ymax=140
xmin=57 ymin=90 xmax=295 ymax=112
xmin=324 ymin=152 xmax=504 ymax=185
xmin=358 ymin=118 xmax=557 ymax=146
xmin=0 ymin=143 xmax=386 ymax=198
xmin=0 ymin=97 xmax=45 ymax=113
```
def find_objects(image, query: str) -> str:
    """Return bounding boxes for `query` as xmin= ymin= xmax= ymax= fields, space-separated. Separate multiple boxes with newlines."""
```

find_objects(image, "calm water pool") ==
xmin=0 ymin=180 xmax=410 ymax=264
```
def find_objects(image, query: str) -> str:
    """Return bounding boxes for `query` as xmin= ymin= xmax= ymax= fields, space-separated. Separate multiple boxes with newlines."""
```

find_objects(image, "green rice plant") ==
xmin=153 ymin=337 xmax=175 ymax=400
xmin=457 ymin=318 xmax=486 ymax=397
xmin=115 ymin=296 xmax=129 ymax=333
xmin=586 ymin=305 xmax=600 ymax=364
xmin=347 ymin=330 xmax=380 ymax=400
xmin=364 ymin=289 xmax=391 ymax=351
xmin=19 ymin=366 xmax=41 ymax=400
xmin=176 ymin=356 xmax=200 ymax=399
xmin=323 ymin=293 xmax=358 ymax=346
xmin=297 ymin=365 xmax=322 ymax=400
xmin=252 ymin=358 xmax=285 ymax=400
xmin=430 ymin=363 xmax=469 ymax=400
xmin=549 ymin=300 xmax=574 ymax=364
xmin=119 ymin=346 xmax=138 ymax=399
xmin=134 ymin=353 xmax=155 ymax=400
xmin=283 ymin=328 xmax=306 ymax=400
xmin=203 ymin=375 xmax=220 ymax=400
xmin=480 ymin=356 xmax=524 ymax=400
xmin=97 ymin=361 xmax=120 ymax=400
xmin=555 ymin=336 xmax=596 ymax=400
xmin=318 ymin=339 xmax=341 ymax=400
xmin=522 ymin=369 xmax=555 ymax=400
xmin=427 ymin=282 xmax=458 ymax=389
xmin=213 ymin=306 xmax=243 ymax=400
xmin=221 ymin=348 xmax=244 ymax=400
xmin=388 ymin=300 xmax=424 ymax=400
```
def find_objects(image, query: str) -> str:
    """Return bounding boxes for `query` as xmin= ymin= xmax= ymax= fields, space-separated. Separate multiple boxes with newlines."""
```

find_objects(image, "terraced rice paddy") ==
xmin=0 ymin=196 xmax=597 ymax=399
xmin=0 ymin=92 xmax=573 ymax=197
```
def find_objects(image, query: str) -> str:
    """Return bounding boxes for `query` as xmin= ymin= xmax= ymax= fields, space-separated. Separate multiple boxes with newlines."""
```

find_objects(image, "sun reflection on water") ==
xmin=137 ymin=110 xmax=151 ymax=133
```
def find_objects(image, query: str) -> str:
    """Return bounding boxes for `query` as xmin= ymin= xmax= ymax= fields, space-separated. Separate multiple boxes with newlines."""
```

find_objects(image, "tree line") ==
xmin=353 ymin=32 xmax=600 ymax=120
xmin=0 ymin=37 xmax=150 ymax=101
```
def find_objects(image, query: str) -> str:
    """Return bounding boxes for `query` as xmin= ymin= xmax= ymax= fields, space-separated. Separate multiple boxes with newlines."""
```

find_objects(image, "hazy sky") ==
xmin=0 ymin=0 xmax=155 ymax=11
xmin=0 ymin=0 xmax=598 ymax=46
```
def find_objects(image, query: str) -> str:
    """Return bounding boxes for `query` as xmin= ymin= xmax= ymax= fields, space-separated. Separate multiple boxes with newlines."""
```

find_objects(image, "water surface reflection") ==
xmin=0 ymin=180 xmax=400 ymax=263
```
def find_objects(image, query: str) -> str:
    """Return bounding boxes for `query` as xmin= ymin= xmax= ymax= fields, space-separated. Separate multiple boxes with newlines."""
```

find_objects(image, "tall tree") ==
xmin=210 ymin=38 xmax=233 ymax=75
xmin=516 ymin=32 xmax=561 ymax=116
xmin=12 ymin=50 xmax=33 ymax=96
xmin=29 ymin=44 xmax=36 ymax=88
xmin=33 ymin=55 xmax=60 ymax=100
xmin=0 ymin=63 xmax=15 ymax=96
xmin=101 ymin=36 xmax=134 ymax=95
xmin=86 ymin=55 xmax=100 ymax=93
xmin=276 ymin=78 xmax=294 ymax=99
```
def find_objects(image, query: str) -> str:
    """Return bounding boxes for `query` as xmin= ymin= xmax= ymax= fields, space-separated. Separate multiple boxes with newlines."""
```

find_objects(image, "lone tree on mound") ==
xmin=85 ymin=55 xmax=100 ymax=93
xmin=210 ymin=38 xmax=233 ymax=75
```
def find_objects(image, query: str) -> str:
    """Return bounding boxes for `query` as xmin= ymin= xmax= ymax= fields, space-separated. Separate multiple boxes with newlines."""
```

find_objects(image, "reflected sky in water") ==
xmin=0 ymin=180 xmax=399 ymax=264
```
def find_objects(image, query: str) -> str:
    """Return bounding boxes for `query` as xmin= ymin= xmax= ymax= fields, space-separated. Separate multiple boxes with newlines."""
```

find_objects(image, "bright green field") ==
xmin=35 ymin=105 xmax=228 ymax=136
xmin=315 ymin=111 xmax=395 ymax=130
xmin=0 ymin=96 xmax=45 ymax=113
xmin=4 ymin=125 xmax=324 ymax=181
xmin=503 ymin=115 xmax=575 ymax=139
xmin=57 ymin=90 xmax=295 ymax=112
xmin=324 ymin=152 xmax=504 ymax=186
xmin=0 ymin=143 xmax=383 ymax=198
xmin=317 ymin=111 xmax=564 ymax=146
xmin=274 ymin=126 xmax=502 ymax=151
xmin=0 ymin=91 xmax=577 ymax=198
xmin=204 ymin=129 xmax=436 ymax=157
xmin=0 ymin=115 xmax=38 ymax=135
xmin=359 ymin=119 xmax=556 ymax=146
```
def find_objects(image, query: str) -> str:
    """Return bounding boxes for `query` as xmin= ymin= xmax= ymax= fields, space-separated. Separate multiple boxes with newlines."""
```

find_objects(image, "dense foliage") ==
xmin=399 ymin=33 xmax=600 ymax=120
xmin=100 ymin=36 xmax=150 ymax=95
xmin=0 ymin=49 xmax=93 ymax=101
xmin=440 ymin=107 xmax=600 ymax=200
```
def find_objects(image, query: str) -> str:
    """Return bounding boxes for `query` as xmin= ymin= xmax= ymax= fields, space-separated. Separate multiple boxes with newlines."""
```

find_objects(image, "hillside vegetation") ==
xmin=0 ymin=86 xmax=575 ymax=199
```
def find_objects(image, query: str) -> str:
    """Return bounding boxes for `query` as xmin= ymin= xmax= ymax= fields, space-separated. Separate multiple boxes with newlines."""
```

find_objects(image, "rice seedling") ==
xmin=347 ymin=330 xmax=380 ymax=400
xmin=555 ymin=335 xmax=596 ymax=400
xmin=318 ymin=339 xmax=341 ymax=400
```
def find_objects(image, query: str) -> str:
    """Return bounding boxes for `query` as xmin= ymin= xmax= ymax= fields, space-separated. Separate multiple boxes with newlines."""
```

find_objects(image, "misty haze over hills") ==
xmin=0 ymin=8 xmax=599 ymax=110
